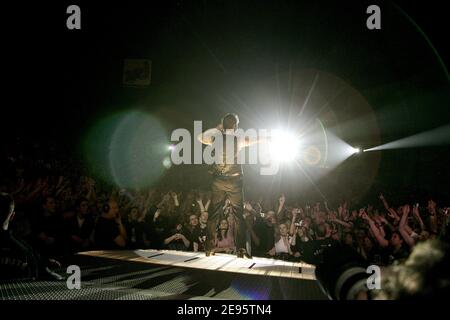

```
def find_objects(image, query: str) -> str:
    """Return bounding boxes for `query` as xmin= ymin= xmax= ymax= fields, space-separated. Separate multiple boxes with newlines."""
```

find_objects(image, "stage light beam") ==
xmin=364 ymin=124 xmax=450 ymax=152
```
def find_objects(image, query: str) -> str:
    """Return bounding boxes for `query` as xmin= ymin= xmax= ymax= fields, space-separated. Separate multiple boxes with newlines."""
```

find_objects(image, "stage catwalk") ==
xmin=0 ymin=250 xmax=327 ymax=300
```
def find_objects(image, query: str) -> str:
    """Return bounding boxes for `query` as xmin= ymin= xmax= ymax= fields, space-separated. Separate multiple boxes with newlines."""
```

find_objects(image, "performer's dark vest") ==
xmin=210 ymin=133 xmax=243 ymax=177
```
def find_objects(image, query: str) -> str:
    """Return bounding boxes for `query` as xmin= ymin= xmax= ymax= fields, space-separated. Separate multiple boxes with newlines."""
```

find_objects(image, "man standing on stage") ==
xmin=197 ymin=113 xmax=265 ymax=258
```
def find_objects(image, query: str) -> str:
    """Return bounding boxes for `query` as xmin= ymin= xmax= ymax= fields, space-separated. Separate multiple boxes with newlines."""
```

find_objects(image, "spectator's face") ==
xmin=304 ymin=217 xmax=311 ymax=228
xmin=363 ymin=236 xmax=373 ymax=250
xmin=130 ymin=208 xmax=139 ymax=220
xmin=78 ymin=201 xmax=89 ymax=216
xmin=419 ymin=230 xmax=430 ymax=241
xmin=286 ymin=207 xmax=293 ymax=220
xmin=316 ymin=224 xmax=326 ymax=238
xmin=44 ymin=197 xmax=56 ymax=213
xmin=219 ymin=219 xmax=228 ymax=230
xmin=108 ymin=201 xmax=119 ymax=218
xmin=62 ymin=187 xmax=73 ymax=199
xmin=331 ymin=231 xmax=340 ymax=241
xmin=356 ymin=229 xmax=366 ymax=239
xmin=189 ymin=215 xmax=198 ymax=226
xmin=200 ymin=211 xmax=208 ymax=224
xmin=266 ymin=211 xmax=276 ymax=225
xmin=279 ymin=224 xmax=288 ymax=236
xmin=344 ymin=233 xmax=354 ymax=246
xmin=315 ymin=212 xmax=325 ymax=224
xmin=390 ymin=232 xmax=403 ymax=247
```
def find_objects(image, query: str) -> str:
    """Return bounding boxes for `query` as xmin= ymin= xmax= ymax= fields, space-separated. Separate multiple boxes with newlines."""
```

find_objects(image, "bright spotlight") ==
xmin=168 ymin=145 xmax=175 ymax=151
xmin=353 ymin=147 xmax=361 ymax=154
xmin=269 ymin=131 xmax=301 ymax=162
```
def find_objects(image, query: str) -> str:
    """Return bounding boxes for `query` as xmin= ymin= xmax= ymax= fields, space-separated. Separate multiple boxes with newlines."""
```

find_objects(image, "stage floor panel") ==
xmin=0 ymin=250 xmax=327 ymax=300
xmin=79 ymin=249 xmax=317 ymax=280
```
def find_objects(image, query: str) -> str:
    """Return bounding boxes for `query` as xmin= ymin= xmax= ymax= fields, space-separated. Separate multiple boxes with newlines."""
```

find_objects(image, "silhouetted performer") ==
xmin=198 ymin=113 xmax=266 ymax=257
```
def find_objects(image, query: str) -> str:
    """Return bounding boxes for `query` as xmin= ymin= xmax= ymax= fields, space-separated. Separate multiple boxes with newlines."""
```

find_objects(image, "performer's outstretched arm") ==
xmin=197 ymin=125 xmax=222 ymax=145
xmin=240 ymin=135 xmax=271 ymax=147
xmin=198 ymin=123 xmax=271 ymax=147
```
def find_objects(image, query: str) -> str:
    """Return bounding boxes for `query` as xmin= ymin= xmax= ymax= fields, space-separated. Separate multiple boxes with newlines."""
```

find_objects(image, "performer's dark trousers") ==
xmin=207 ymin=176 xmax=246 ymax=250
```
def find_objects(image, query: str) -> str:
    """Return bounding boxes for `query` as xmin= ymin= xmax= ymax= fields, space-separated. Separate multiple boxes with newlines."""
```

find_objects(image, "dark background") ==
xmin=4 ymin=0 xmax=450 ymax=205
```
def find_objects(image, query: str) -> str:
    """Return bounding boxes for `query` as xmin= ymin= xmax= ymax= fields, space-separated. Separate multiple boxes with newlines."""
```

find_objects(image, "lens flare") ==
xmin=84 ymin=110 xmax=169 ymax=189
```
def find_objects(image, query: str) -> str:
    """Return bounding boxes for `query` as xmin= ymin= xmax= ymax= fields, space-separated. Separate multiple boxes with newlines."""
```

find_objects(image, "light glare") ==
xmin=269 ymin=131 xmax=301 ymax=162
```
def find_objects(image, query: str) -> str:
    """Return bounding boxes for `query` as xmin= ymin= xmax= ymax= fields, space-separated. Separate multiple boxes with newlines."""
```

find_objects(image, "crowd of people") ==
xmin=1 ymin=142 xmax=449 ymax=281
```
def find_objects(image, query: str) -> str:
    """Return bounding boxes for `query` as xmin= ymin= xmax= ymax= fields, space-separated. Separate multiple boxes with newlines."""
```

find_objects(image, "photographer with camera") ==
xmin=289 ymin=207 xmax=313 ymax=258
xmin=1 ymin=193 xmax=63 ymax=281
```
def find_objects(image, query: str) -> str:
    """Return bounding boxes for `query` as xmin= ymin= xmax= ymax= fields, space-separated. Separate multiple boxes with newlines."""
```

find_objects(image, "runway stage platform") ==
xmin=0 ymin=250 xmax=328 ymax=300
